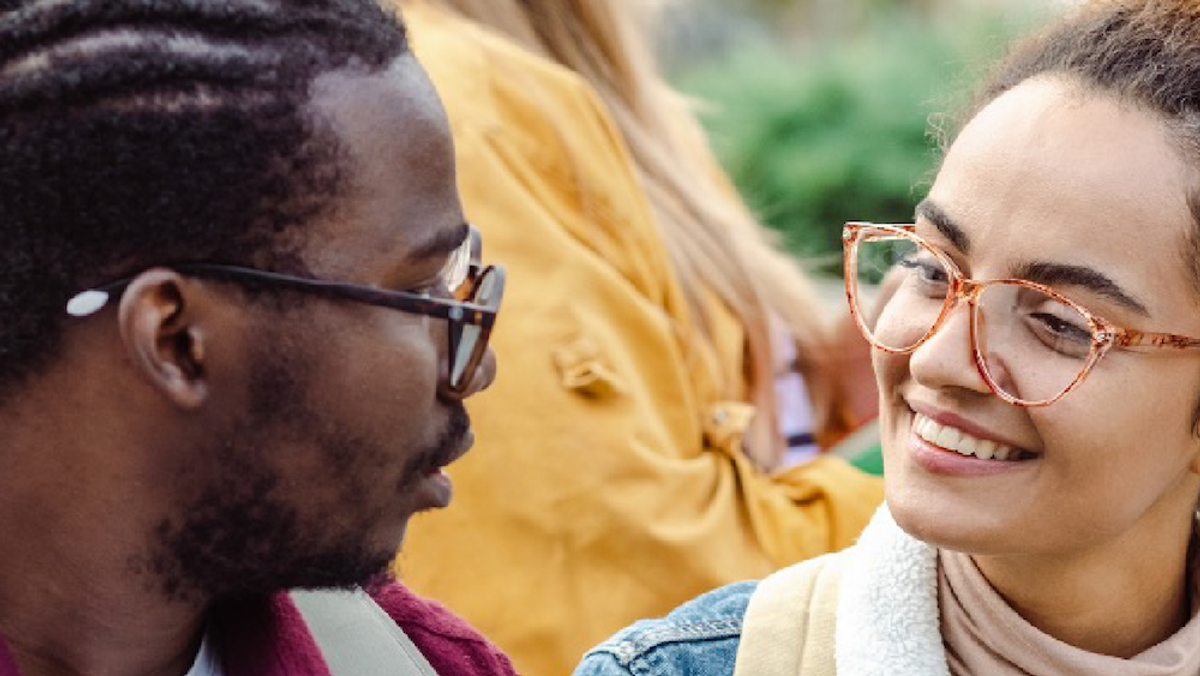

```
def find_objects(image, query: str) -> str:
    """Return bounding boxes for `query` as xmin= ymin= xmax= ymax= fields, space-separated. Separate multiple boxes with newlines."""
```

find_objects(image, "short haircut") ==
xmin=0 ymin=0 xmax=408 ymax=400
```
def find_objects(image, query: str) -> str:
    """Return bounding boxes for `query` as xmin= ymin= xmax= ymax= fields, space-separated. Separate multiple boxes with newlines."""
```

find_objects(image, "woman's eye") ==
xmin=898 ymin=257 xmax=950 ymax=295
xmin=1014 ymin=291 xmax=1095 ymax=358
xmin=1031 ymin=313 xmax=1091 ymax=341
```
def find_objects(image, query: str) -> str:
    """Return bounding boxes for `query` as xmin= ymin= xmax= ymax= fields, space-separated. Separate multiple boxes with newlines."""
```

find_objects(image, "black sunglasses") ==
xmin=66 ymin=238 xmax=505 ymax=395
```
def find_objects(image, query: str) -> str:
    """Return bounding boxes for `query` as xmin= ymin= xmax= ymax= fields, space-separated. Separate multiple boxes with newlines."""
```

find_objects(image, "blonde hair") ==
xmin=403 ymin=0 xmax=850 ymax=468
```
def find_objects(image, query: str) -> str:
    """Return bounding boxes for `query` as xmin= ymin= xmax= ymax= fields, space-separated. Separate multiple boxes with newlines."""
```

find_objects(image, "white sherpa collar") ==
xmin=835 ymin=505 xmax=950 ymax=676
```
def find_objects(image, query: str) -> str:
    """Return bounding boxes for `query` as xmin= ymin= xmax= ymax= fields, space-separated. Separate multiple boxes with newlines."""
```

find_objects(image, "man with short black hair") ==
xmin=0 ymin=1 xmax=511 ymax=674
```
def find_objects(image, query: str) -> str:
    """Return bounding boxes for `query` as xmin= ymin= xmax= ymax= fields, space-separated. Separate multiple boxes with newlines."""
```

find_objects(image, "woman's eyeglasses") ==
xmin=843 ymin=222 xmax=1200 ymax=407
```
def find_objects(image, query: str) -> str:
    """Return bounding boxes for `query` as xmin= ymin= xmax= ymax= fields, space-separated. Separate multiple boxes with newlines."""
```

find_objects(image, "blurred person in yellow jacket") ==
xmin=390 ymin=2 xmax=885 ymax=675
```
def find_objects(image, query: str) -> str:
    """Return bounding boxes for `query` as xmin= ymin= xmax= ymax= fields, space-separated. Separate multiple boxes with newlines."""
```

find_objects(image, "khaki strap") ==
xmin=290 ymin=588 xmax=440 ymax=676
xmin=733 ymin=554 xmax=843 ymax=676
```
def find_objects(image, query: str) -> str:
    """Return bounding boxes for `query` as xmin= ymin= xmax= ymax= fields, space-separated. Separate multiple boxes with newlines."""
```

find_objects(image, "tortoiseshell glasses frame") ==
xmin=843 ymin=222 xmax=1200 ymax=407
xmin=66 ymin=228 xmax=505 ymax=396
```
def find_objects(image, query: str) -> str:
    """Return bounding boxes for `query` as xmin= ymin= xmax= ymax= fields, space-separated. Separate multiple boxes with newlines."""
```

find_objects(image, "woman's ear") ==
xmin=116 ymin=269 xmax=211 ymax=410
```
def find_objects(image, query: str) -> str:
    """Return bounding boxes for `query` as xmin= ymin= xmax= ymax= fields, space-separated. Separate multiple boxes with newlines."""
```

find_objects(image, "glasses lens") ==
xmin=975 ymin=282 xmax=1095 ymax=404
xmin=450 ymin=267 xmax=502 ymax=390
xmin=440 ymin=236 xmax=473 ymax=296
xmin=851 ymin=230 xmax=952 ymax=352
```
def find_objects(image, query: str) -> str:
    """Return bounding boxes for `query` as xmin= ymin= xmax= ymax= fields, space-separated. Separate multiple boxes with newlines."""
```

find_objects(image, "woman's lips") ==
xmin=902 ymin=404 xmax=1039 ymax=477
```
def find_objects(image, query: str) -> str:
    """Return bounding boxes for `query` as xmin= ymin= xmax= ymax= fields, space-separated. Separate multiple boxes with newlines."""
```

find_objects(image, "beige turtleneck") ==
xmin=938 ymin=547 xmax=1200 ymax=676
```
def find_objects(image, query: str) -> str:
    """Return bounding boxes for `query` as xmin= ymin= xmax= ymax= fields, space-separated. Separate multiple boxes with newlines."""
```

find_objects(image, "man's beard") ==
xmin=136 ymin=338 xmax=470 ymax=604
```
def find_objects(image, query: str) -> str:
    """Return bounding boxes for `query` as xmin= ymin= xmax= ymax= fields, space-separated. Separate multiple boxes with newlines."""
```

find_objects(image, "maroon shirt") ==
xmin=0 ymin=582 xmax=519 ymax=676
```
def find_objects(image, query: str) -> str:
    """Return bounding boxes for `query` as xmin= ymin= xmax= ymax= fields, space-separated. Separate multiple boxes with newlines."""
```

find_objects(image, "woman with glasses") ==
xmin=574 ymin=1 xmax=1200 ymax=674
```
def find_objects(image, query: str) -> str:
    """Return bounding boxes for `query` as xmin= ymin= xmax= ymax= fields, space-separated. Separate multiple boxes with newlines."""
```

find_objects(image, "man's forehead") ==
xmin=295 ymin=55 xmax=463 ymax=279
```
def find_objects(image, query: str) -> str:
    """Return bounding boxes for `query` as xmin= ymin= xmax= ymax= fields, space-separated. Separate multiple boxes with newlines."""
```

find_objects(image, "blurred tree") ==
xmin=663 ymin=0 xmax=1049 ymax=54
xmin=668 ymin=4 xmax=1043 ymax=269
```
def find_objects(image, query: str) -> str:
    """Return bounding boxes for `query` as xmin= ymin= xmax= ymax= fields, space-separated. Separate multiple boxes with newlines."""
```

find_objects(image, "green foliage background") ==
xmin=672 ymin=7 xmax=1039 ymax=272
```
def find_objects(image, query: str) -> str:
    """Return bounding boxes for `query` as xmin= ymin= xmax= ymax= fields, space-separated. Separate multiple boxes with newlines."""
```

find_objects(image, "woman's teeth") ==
xmin=913 ymin=414 xmax=1020 ymax=461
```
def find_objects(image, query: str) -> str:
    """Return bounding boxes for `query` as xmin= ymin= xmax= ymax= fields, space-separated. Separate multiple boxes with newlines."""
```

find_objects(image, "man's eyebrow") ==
xmin=915 ymin=199 xmax=970 ymax=255
xmin=1014 ymin=261 xmax=1150 ymax=316
xmin=407 ymin=222 xmax=470 ymax=260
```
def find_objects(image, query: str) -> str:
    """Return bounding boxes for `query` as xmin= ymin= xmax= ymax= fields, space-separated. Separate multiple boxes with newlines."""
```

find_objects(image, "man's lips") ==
xmin=425 ymin=428 xmax=475 ymax=475
xmin=407 ymin=429 xmax=474 ymax=511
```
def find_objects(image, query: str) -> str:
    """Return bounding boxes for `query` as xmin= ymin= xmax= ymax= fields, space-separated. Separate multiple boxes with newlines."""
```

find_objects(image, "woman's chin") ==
xmin=884 ymin=491 xmax=1013 ymax=555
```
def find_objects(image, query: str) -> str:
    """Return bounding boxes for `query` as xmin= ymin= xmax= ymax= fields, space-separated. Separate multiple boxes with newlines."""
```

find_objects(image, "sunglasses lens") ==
xmin=449 ymin=268 xmax=502 ymax=390
xmin=451 ymin=324 xmax=479 ymax=388
xmin=440 ymin=236 xmax=473 ymax=296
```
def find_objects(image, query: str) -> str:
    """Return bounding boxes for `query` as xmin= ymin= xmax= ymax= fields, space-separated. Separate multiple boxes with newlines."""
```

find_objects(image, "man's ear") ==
xmin=116 ymin=269 xmax=213 ymax=410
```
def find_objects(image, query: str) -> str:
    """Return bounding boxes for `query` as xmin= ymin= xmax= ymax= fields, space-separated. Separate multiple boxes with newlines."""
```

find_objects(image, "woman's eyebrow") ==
xmin=916 ymin=199 xmax=970 ymax=254
xmin=915 ymin=199 xmax=1149 ymax=315
xmin=1014 ymin=261 xmax=1150 ymax=316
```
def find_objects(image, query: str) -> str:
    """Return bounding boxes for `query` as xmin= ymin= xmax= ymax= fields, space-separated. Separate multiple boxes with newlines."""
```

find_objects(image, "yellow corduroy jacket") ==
xmin=394 ymin=6 xmax=884 ymax=676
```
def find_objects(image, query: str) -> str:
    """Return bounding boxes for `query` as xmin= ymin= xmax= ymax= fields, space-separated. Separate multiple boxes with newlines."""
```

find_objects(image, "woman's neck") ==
xmin=972 ymin=521 xmax=1195 ymax=658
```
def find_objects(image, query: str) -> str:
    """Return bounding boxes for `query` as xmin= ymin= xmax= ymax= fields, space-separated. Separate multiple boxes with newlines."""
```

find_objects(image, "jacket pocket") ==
xmin=552 ymin=334 xmax=628 ymax=399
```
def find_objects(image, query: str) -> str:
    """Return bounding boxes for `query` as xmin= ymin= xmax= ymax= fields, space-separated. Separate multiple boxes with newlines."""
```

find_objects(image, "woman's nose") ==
xmin=908 ymin=302 xmax=993 ymax=397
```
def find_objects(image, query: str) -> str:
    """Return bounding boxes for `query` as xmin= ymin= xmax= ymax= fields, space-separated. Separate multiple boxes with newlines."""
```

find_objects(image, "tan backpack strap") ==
xmin=733 ymin=553 xmax=844 ymax=676
xmin=290 ymin=587 xmax=440 ymax=676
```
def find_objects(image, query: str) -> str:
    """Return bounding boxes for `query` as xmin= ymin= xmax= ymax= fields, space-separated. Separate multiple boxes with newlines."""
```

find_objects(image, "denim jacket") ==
xmin=571 ymin=581 xmax=757 ymax=676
